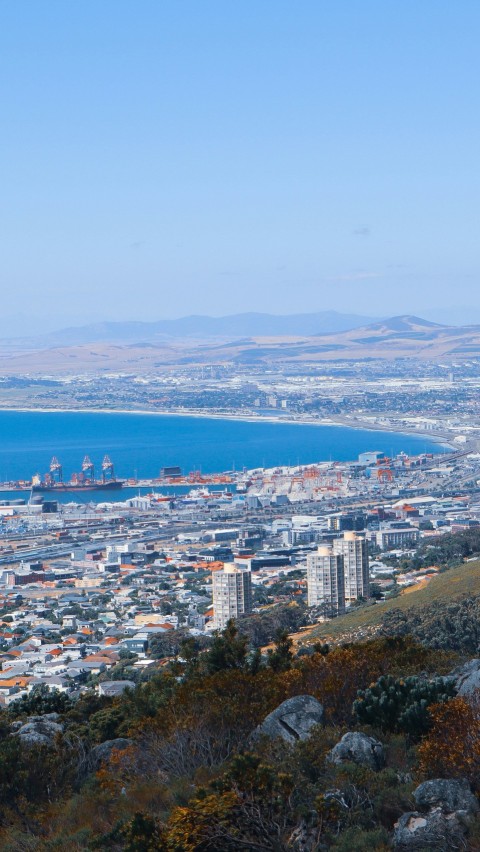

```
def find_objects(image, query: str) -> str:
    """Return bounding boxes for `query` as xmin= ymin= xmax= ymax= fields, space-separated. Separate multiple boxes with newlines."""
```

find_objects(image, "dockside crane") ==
xmin=82 ymin=455 xmax=95 ymax=482
xmin=102 ymin=454 xmax=115 ymax=483
xmin=49 ymin=456 xmax=63 ymax=483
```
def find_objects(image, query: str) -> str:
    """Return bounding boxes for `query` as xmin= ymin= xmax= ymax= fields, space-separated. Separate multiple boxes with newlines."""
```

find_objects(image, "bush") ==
xmin=353 ymin=674 xmax=456 ymax=738
xmin=417 ymin=695 xmax=480 ymax=791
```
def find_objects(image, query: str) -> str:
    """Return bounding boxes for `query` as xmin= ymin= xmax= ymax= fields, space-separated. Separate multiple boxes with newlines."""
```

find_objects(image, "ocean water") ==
xmin=0 ymin=410 xmax=444 ymax=499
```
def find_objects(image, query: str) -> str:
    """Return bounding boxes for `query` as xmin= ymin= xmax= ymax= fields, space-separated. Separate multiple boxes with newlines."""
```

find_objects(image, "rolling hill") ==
xmin=1 ymin=314 xmax=480 ymax=373
xmin=0 ymin=310 xmax=376 ymax=349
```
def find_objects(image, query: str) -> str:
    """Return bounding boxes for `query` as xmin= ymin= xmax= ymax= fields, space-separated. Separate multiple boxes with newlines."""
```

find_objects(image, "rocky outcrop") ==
xmin=11 ymin=713 xmax=64 ymax=746
xmin=451 ymin=659 xmax=480 ymax=697
xmin=326 ymin=731 xmax=385 ymax=771
xmin=393 ymin=778 xmax=478 ymax=849
xmin=90 ymin=738 xmax=131 ymax=768
xmin=393 ymin=808 xmax=468 ymax=850
xmin=413 ymin=778 xmax=478 ymax=817
xmin=251 ymin=695 xmax=323 ymax=744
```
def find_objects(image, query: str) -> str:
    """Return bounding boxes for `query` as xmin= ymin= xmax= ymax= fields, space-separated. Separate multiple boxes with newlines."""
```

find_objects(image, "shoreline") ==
xmin=0 ymin=404 xmax=456 ymax=450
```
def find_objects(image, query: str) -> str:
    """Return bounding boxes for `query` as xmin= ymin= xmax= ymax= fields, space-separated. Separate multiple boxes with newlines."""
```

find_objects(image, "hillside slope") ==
xmin=308 ymin=558 xmax=480 ymax=643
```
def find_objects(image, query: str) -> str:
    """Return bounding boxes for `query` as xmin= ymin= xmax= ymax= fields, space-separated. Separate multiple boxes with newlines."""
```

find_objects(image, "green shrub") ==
xmin=353 ymin=674 xmax=456 ymax=737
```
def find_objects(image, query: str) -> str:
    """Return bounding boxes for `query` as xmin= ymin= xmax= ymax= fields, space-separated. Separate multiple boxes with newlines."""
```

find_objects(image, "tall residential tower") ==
xmin=212 ymin=563 xmax=252 ymax=630
xmin=332 ymin=531 xmax=370 ymax=604
xmin=306 ymin=545 xmax=345 ymax=615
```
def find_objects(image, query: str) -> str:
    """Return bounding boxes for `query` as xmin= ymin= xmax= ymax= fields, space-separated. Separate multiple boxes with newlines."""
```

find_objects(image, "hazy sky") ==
xmin=1 ymin=1 xmax=480 ymax=332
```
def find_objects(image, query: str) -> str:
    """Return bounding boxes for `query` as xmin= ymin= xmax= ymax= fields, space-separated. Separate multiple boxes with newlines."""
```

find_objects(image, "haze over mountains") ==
xmin=4 ymin=310 xmax=376 ymax=349
xmin=0 ymin=313 xmax=480 ymax=374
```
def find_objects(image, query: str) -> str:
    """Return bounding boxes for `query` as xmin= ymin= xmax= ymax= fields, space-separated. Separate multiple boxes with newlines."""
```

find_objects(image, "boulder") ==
xmin=451 ymin=659 xmax=480 ymax=697
xmin=393 ymin=808 xmax=467 ymax=850
xmin=414 ymin=778 xmax=478 ymax=817
xmin=251 ymin=695 xmax=323 ymax=744
xmin=90 ymin=738 xmax=131 ymax=768
xmin=327 ymin=731 xmax=385 ymax=771
xmin=12 ymin=713 xmax=63 ymax=746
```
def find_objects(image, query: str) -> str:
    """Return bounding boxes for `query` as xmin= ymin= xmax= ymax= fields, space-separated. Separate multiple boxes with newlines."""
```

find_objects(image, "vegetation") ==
xmin=391 ymin=526 xmax=480 ymax=573
xmin=417 ymin=694 xmax=480 ymax=790
xmin=8 ymin=684 xmax=72 ymax=717
xmin=0 ymin=623 xmax=474 ymax=850
xmin=147 ymin=603 xmax=307 ymax=663
xmin=381 ymin=596 xmax=480 ymax=653
xmin=308 ymin=557 xmax=480 ymax=642
xmin=3 ymin=535 xmax=480 ymax=849
xmin=353 ymin=674 xmax=456 ymax=738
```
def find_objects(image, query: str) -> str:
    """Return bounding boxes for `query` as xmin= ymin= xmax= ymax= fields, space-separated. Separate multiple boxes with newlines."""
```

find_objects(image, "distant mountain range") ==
xmin=2 ymin=313 xmax=480 ymax=373
xmin=5 ymin=310 xmax=377 ymax=349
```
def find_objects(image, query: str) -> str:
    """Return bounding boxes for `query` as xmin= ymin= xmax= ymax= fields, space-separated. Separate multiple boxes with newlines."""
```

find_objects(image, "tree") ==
xmin=9 ymin=684 xmax=72 ymax=718
xmin=267 ymin=629 xmax=294 ymax=673
xmin=202 ymin=620 xmax=249 ymax=674
xmin=249 ymin=647 xmax=263 ymax=674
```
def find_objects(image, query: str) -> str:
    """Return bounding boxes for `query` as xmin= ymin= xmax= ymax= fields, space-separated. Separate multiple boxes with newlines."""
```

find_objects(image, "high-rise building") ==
xmin=212 ymin=563 xmax=252 ymax=630
xmin=333 ymin=531 xmax=369 ymax=603
xmin=306 ymin=546 xmax=345 ymax=615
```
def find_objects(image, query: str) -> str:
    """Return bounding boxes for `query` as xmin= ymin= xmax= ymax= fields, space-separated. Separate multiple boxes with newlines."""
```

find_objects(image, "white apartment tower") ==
xmin=212 ymin=563 xmax=253 ymax=630
xmin=333 ymin=531 xmax=370 ymax=603
xmin=306 ymin=546 xmax=345 ymax=615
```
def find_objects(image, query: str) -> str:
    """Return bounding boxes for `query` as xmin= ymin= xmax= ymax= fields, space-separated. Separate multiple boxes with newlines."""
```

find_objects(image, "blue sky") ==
xmin=1 ymin=1 xmax=480 ymax=332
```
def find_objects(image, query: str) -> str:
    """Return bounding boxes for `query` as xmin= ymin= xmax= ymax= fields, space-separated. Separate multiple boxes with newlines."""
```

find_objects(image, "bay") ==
xmin=0 ymin=411 xmax=444 ymax=500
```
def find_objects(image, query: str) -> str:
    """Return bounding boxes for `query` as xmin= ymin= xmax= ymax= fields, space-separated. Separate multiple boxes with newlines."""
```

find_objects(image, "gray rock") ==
xmin=327 ymin=731 xmax=385 ymax=771
xmin=393 ymin=808 xmax=467 ymax=850
xmin=90 ymin=737 xmax=131 ymax=767
xmin=452 ymin=659 xmax=480 ymax=696
xmin=252 ymin=695 xmax=323 ymax=744
xmin=12 ymin=714 xmax=64 ymax=746
xmin=414 ymin=778 xmax=478 ymax=817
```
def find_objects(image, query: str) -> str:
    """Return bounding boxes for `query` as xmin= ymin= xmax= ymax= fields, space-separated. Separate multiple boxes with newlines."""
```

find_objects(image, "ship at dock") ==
xmin=31 ymin=455 xmax=125 ymax=493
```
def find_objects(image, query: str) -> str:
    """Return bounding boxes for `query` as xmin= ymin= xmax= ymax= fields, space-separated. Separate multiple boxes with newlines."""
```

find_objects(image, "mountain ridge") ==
xmin=0 ymin=310 xmax=377 ymax=349
xmin=1 ymin=313 xmax=480 ymax=372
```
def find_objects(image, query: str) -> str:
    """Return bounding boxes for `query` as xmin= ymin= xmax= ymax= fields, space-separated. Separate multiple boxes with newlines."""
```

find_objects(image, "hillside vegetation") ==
xmin=308 ymin=558 xmax=480 ymax=643
xmin=2 ymin=540 xmax=480 ymax=848
xmin=0 ymin=626 xmax=472 ymax=851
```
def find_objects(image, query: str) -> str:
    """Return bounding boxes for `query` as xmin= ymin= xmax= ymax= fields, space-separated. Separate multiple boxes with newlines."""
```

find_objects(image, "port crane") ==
xmin=49 ymin=456 xmax=63 ymax=484
xmin=82 ymin=455 xmax=95 ymax=482
xmin=102 ymin=455 xmax=116 ymax=483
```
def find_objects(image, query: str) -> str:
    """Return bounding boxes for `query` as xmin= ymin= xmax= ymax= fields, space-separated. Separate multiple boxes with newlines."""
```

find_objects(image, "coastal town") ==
xmin=1 ymin=442 xmax=480 ymax=706
xmin=1 ymin=353 xmax=480 ymax=449
xmin=2 ymin=346 xmax=480 ymax=707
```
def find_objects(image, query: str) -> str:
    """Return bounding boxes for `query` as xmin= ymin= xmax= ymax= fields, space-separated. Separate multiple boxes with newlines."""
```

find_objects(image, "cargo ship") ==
xmin=31 ymin=455 xmax=125 ymax=493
